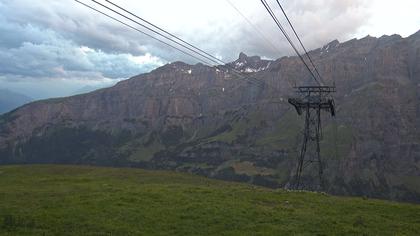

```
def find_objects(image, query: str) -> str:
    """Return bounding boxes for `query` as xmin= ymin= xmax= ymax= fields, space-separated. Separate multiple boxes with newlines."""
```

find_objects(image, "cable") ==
xmin=92 ymin=0 xmax=220 ymax=65
xmin=260 ymin=0 xmax=320 ymax=86
xmin=261 ymin=0 xmax=319 ymax=85
xmin=224 ymin=0 xmax=281 ymax=54
xmin=275 ymin=0 xmax=323 ymax=84
xmin=74 ymin=0 xmax=211 ymax=65
xmin=94 ymin=0 xmax=264 ymax=88
xmin=102 ymin=0 xmax=265 ymax=87
xmin=106 ymin=0 xmax=223 ymax=64
xmin=75 ymin=0 xmax=263 ymax=88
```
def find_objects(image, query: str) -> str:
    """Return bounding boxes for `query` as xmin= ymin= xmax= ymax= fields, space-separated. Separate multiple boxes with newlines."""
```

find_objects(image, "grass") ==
xmin=127 ymin=142 xmax=163 ymax=162
xmin=232 ymin=161 xmax=276 ymax=176
xmin=207 ymin=121 xmax=248 ymax=144
xmin=255 ymin=110 xmax=303 ymax=149
xmin=0 ymin=165 xmax=420 ymax=235
xmin=320 ymin=123 xmax=353 ymax=161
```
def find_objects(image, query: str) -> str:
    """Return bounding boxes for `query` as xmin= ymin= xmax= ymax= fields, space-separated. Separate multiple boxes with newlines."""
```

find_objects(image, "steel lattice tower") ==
xmin=288 ymin=86 xmax=336 ymax=190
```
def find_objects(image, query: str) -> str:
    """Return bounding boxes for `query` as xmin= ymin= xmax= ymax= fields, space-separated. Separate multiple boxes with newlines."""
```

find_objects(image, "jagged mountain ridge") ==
xmin=0 ymin=30 xmax=419 ymax=202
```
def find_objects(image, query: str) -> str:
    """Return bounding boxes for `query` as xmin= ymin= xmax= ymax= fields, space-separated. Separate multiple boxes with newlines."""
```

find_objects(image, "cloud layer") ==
xmin=0 ymin=10 xmax=164 ymax=80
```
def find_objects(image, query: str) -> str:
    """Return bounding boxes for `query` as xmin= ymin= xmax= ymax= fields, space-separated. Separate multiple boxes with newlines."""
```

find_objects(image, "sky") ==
xmin=0 ymin=0 xmax=419 ymax=99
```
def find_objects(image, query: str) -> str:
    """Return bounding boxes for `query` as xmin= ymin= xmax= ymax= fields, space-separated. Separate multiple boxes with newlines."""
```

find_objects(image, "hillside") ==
xmin=0 ymin=165 xmax=419 ymax=235
xmin=0 ymin=89 xmax=32 ymax=114
xmin=0 ymin=31 xmax=420 ymax=202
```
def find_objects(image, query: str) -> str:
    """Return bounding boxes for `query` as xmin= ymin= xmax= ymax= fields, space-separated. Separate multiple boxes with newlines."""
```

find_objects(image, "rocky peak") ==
xmin=237 ymin=52 xmax=263 ymax=64
xmin=321 ymin=39 xmax=340 ymax=51
xmin=229 ymin=52 xmax=271 ymax=73
xmin=412 ymin=29 xmax=420 ymax=38
xmin=408 ymin=30 xmax=420 ymax=44
xmin=379 ymin=34 xmax=402 ymax=40
xmin=151 ymin=61 xmax=202 ymax=76
xmin=238 ymin=52 xmax=249 ymax=61
xmin=159 ymin=61 xmax=190 ymax=70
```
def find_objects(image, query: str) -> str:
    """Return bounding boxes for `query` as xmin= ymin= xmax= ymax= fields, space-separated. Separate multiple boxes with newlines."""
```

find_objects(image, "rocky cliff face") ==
xmin=1 ymin=31 xmax=419 ymax=202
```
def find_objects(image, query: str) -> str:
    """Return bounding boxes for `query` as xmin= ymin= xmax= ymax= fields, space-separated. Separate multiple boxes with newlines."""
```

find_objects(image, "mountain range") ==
xmin=0 ymin=30 xmax=419 ymax=202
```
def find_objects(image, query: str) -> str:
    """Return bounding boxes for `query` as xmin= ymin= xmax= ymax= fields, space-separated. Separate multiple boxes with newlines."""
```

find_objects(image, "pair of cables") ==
xmin=75 ymin=0 xmax=265 ymax=88
xmin=260 ymin=0 xmax=324 ymax=86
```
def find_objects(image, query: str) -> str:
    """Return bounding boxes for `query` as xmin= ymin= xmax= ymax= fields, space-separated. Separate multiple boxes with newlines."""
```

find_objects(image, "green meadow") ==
xmin=0 ymin=165 xmax=419 ymax=235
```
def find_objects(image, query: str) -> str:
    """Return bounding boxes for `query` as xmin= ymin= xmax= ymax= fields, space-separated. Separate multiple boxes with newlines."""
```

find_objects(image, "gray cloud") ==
xmin=213 ymin=0 xmax=371 ymax=60
xmin=0 ymin=0 xmax=163 ymax=56
xmin=0 ymin=9 xmax=164 ymax=80
xmin=0 ymin=0 xmax=372 ymax=62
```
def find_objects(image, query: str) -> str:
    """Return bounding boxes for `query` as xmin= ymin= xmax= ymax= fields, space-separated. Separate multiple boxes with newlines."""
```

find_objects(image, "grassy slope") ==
xmin=0 ymin=165 xmax=419 ymax=235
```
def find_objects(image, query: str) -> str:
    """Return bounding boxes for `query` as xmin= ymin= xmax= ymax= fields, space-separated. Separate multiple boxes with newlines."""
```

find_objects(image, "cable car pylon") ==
xmin=288 ymin=85 xmax=336 ymax=190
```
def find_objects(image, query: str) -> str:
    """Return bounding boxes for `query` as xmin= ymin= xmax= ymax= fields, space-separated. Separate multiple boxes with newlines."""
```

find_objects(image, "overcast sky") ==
xmin=0 ymin=0 xmax=419 ymax=99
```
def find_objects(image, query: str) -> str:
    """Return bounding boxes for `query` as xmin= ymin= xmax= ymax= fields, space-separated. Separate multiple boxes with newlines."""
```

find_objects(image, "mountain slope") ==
xmin=0 ymin=31 xmax=419 ymax=202
xmin=0 ymin=165 xmax=419 ymax=235
xmin=0 ymin=89 xmax=32 ymax=114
